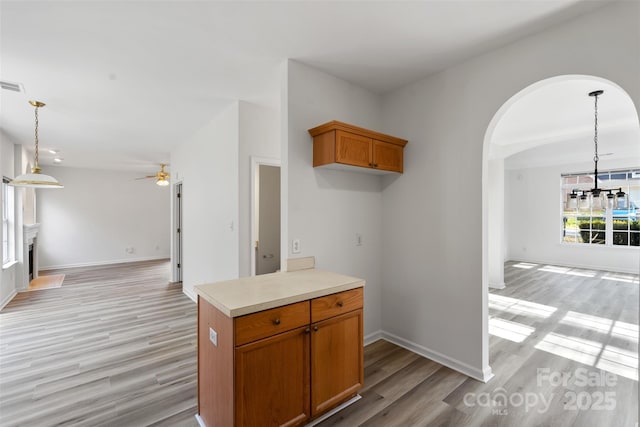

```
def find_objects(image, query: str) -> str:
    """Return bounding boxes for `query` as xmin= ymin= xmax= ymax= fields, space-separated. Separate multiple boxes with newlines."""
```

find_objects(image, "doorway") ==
xmin=251 ymin=158 xmax=281 ymax=275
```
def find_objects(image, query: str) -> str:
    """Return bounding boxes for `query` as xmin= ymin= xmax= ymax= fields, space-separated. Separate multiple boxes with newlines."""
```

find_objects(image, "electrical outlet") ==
xmin=292 ymin=239 xmax=301 ymax=254
xmin=209 ymin=327 xmax=218 ymax=346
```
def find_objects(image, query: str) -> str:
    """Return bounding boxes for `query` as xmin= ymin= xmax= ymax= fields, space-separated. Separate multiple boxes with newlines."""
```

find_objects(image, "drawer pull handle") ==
xmin=273 ymin=318 xmax=281 ymax=325
xmin=313 ymin=326 xmax=319 ymax=332
xmin=337 ymin=301 xmax=344 ymax=307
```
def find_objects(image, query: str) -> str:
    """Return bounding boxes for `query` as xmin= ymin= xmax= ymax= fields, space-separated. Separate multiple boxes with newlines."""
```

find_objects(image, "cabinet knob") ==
xmin=373 ymin=163 xmax=378 ymax=167
xmin=273 ymin=318 xmax=281 ymax=325
xmin=313 ymin=326 xmax=319 ymax=332
xmin=337 ymin=301 xmax=344 ymax=307
xmin=369 ymin=162 xmax=373 ymax=167
xmin=304 ymin=328 xmax=310 ymax=334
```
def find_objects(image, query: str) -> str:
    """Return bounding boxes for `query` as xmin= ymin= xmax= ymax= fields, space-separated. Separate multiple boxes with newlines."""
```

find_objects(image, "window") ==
xmin=561 ymin=169 xmax=640 ymax=247
xmin=2 ymin=177 xmax=15 ymax=264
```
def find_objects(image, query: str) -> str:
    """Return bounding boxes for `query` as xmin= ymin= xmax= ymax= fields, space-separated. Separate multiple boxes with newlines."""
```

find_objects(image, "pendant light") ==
xmin=565 ymin=90 xmax=625 ymax=210
xmin=10 ymin=101 xmax=63 ymax=188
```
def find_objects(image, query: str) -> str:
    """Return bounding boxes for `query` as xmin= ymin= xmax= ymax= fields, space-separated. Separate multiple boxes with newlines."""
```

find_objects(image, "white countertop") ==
xmin=195 ymin=269 xmax=365 ymax=317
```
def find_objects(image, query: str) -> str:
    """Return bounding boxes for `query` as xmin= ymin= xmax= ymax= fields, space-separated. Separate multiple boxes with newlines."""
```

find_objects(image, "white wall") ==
xmin=171 ymin=102 xmax=240 ymax=300
xmin=284 ymin=60 xmax=384 ymax=338
xmin=36 ymin=166 xmax=170 ymax=270
xmin=379 ymin=1 xmax=639 ymax=381
xmin=505 ymin=157 xmax=640 ymax=274
xmin=238 ymin=101 xmax=280 ymax=277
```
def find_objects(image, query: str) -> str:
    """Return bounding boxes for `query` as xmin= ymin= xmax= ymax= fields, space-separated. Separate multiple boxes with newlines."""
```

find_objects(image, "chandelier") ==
xmin=9 ymin=101 xmax=63 ymax=188
xmin=565 ymin=90 xmax=626 ymax=211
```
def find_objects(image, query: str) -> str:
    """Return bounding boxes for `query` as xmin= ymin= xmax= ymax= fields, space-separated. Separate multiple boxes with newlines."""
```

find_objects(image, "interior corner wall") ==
xmin=238 ymin=101 xmax=280 ymax=277
xmin=285 ymin=60 xmax=384 ymax=336
xmin=379 ymin=0 xmax=640 ymax=378
xmin=171 ymin=102 xmax=240 ymax=300
xmin=36 ymin=166 xmax=171 ymax=270
xmin=505 ymin=158 xmax=640 ymax=274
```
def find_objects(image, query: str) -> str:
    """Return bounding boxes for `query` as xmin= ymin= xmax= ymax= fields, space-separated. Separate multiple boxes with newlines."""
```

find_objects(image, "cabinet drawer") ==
xmin=311 ymin=288 xmax=363 ymax=323
xmin=235 ymin=301 xmax=310 ymax=346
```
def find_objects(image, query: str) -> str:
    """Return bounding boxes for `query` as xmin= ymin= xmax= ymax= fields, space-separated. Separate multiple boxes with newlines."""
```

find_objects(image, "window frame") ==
xmin=561 ymin=168 xmax=640 ymax=247
xmin=2 ymin=177 xmax=16 ymax=265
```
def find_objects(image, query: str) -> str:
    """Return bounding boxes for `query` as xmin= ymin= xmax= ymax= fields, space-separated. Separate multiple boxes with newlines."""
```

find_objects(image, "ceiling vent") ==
xmin=0 ymin=80 xmax=24 ymax=92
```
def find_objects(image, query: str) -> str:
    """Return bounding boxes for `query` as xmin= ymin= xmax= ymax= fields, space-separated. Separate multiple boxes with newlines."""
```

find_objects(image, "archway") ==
xmin=482 ymin=74 xmax=640 ymax=372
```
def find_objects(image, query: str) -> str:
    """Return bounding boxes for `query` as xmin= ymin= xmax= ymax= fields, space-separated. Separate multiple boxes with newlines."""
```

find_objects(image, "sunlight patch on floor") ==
xmin=535 ymin=332 xmax=639 ymax=381
xmin=560 ymin=311 xmax=638 ymax=342
xmin=489 ymin=317 xmax=535 ymax=343
xmin=489 ymin=294 xmax=557 ymax=319
xmin=535 ymin=332 xmax=601 ymax=366
xmin=602 ymin=273 xmax=640 ymax=284
xmin=538 ymin=265 xmax=572 ymax=274
xmin=512 ymin=262 xmax=538 ymax=269
xmin=596 ymin=345 xmax=639 ymax=381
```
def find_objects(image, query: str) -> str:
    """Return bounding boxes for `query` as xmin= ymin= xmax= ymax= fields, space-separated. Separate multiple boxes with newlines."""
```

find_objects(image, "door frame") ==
xmin=171 ymin=181 xmax=183 ymax=283
xmin=250 ymin=156 xmax=281 ymax=276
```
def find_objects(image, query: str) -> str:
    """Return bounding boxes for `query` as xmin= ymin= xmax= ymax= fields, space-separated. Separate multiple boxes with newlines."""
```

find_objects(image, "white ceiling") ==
xmin=493 ymin=77 xmax=640 ymax=166
xmin=0 ymin=0 xmax=610 ymax=173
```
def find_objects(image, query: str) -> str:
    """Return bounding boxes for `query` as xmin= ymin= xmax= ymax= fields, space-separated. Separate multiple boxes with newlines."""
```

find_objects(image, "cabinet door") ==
xmin=311 ymin=309 xmax=364 ymax=416
xmin=235 ymin=327 xmax=310 ymax=427
xmin=372 ymin=140 xmax=403 ymax=173
xmin=336 ymin=130 xmax=372 ymax=168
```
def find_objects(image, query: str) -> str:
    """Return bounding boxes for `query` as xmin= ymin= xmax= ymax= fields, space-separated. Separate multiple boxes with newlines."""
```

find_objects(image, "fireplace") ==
xmin=28 ymin=244 xmax=34 ymax=281
xmin=23 ymin=224 xmax=40 ymax=288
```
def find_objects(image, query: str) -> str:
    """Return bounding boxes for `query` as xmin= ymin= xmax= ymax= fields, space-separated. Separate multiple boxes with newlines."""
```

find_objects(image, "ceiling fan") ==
xmin=136 ymin=164 xmax=170 ymax=186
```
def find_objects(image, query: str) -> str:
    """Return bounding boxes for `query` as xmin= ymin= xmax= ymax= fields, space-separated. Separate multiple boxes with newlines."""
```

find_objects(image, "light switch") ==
xmin=209 ymin=327 xmax=218 ymax=346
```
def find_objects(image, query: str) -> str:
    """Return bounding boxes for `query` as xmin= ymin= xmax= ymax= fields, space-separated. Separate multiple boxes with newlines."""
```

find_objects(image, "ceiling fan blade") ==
xmin=135 ymin=176 xmax=156 ymax=180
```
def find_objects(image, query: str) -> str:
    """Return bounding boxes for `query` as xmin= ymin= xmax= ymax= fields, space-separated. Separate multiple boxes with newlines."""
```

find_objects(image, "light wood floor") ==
xmin=0 ymin=260 xmax=637 ymax=426
xmin=0 ymin=260 xmax=198 ymax=426
xmin=318 ymin=261 xmax=639 ymax=426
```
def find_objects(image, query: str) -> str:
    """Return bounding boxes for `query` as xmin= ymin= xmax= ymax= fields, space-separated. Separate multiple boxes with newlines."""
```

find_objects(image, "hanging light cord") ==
xmin=34 ymin=104 xmax=40 ymax=169
xmin=593 ymin=92 xmax=599 ymax=190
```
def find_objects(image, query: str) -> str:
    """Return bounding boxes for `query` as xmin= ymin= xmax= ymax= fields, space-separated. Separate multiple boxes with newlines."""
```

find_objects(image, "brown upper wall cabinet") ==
xmin=308 ymin=121 xmax=408 ymax=174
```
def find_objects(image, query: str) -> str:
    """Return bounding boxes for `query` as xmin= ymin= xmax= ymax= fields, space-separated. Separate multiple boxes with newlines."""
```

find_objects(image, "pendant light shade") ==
xmin=10 ymin=101 xmax=63 ymax=189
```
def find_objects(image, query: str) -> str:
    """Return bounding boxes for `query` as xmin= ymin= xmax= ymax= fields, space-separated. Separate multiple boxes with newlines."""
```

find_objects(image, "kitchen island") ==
xmin=195 ymin=264 xmax=365 ymax=427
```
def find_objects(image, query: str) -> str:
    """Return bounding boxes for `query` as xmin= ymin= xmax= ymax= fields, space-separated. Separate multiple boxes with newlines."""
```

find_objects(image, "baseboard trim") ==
xmin=0 ymin=290 xmax=17 ymax=311
xmin=509 ymin=257 xmax=639 ymax=275
xmin=379 ymin=331 xmax=493 ymax=383
xmin=489 ymin=281 xmax=505 ymax=289
xmin=183 ymin=287 xmax=197 ymax=303
xmin=40 ymin=256 xmax=170 ymax=271
xmin=364 ymin=329 xmax=384 ymax=346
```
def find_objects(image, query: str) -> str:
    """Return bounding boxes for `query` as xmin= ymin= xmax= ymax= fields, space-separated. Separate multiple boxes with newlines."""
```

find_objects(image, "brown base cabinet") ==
xmin=198 ymin=287 xmax=364 ymax=427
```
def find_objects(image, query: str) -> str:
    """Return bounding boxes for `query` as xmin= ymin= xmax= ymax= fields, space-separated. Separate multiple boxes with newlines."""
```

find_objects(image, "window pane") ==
xmin=578 ymin=175 xmax=594 ymax=184
xmin=613 ymin=219 xmax=629 ymax=230
xmin=562 ymin=169 xmax=638 ymax=246
xmin=613 ymin=232 xmax=629 ymax=246
xmin=590 ymin=231 xmax=605 ymax=244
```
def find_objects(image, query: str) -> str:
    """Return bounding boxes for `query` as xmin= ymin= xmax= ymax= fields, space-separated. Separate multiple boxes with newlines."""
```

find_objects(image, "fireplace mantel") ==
xmin=24 ymin=223 xmax=40 ymax=243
